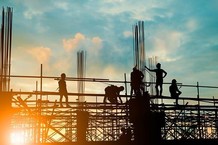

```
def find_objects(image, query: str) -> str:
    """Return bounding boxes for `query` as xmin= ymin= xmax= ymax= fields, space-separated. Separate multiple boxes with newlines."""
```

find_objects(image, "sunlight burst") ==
xmin=11 ymin=131 xmax=25 ymax=145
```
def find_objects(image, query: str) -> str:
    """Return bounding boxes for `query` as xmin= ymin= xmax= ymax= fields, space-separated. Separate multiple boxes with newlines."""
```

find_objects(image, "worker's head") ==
xmin=172 ymin=79 xmax=177 ymax=84
xmin=61 ymin=73 xmax=66 ymax=79
xmin=133 ymin=66 xmax=137 ymax=71
xmin=119 ymin=86 xmax=124 ymax=91
xmin=156 ymin=63 xmax=161 ymax=69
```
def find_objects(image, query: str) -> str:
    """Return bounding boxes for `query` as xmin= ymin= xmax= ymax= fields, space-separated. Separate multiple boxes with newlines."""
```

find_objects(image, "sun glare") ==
xmin=11 ymin=132 xmax=25 ymax=145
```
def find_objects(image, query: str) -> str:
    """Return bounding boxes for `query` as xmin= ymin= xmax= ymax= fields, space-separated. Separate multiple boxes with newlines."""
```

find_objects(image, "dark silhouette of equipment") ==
xmin=76 ymin=110 xmax=89 ymax=143
xmin=129 ymin=91 xmax=165 ymax=145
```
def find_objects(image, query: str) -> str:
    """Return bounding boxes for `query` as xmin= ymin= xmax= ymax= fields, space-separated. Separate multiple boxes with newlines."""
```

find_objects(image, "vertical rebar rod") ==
xmin=0 ymin=7 xmax=13 ymax=92
xmin=0 ymin=8 xmax=5 ymax=92
xmin=8 ymin=7 xmax=13 ymax=91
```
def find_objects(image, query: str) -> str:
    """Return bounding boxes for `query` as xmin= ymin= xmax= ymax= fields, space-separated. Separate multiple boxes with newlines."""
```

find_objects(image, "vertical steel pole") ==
xmin=197 ymin=82 xmax=201 ymax=138
xmin=40 ymin=64 xmax=42 ymax=100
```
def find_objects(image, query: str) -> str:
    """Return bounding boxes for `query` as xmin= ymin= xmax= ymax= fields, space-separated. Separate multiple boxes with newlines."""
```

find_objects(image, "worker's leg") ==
xmin=160 ymin=84 xmax=163 ymax=97
xmin=65 ymin=94 xmax=70 ymax=107
xmin=60 ymin=94 xmax=63 ymax=107
xmin=155 ymin=84 xmax=159 ymax=96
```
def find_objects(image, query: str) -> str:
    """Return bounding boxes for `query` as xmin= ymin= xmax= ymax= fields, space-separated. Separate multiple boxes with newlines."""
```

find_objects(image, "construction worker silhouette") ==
xmin=145 ymin=63 xmax=167 ymax=96
xmin=169 ymin=79 xmax=182 ymax=105
xmin=58 ymin=73 xmax=70 ymax=107
xmin=104 ymin=85 xmax=124 ymax=104
xmin=130 ymin=66 xmax=144 ymax=96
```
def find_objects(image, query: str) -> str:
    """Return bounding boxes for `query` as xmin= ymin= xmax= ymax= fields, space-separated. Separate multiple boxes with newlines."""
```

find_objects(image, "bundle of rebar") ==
xmin=133 ymin=21 xmax=145 ymax=71
xmin=0 ymin=7 xmax=13 ymax=92
xmin=77 ymin=50 xmax=86 ymax=102
xmin=133 ymin=21 xmax=146 ymax=92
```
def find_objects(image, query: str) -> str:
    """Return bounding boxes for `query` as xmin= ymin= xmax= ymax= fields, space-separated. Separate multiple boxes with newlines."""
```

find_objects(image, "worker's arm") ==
xmin=175 ymin=85 xmax=182 ymax=93
xmin=145 ymin=66 xmax=151 ymax=71
xmin=118 ymin=95 xmax=123 ymax=104
xmin=141 ymin=71 xmax=144 ymax=79
xmin=163 ymin=70 xmax=167 ymax=78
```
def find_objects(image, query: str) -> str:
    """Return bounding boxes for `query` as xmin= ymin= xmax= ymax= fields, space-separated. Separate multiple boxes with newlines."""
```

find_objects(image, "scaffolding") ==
xmin=1 ymin=76 xmax=217 ymax=144
xmin=9 ymin=90 xmax=130 ymax=143
xmin=1 ymin=7 xmax=218 ymax=145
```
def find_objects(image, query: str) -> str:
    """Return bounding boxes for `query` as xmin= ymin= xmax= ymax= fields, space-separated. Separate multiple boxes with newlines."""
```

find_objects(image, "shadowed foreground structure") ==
xmin=1 ymin=85 xmax=218 ymax=145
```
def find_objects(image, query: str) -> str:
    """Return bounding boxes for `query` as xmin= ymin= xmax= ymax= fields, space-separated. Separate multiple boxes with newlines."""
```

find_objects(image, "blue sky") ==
xmin=1 ymin=0 xmax=218 ymax=99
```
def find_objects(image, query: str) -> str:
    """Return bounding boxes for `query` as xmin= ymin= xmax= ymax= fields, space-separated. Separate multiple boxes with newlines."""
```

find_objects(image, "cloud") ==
xmin=62 ymin=33 xmax=103 ymax=53
xmin=186 ymin=19 xmax=198 ymax=32
xmin=53 ymin=1 xmax=69 ymax=10
xmin=27 ymin=46 xmax=51 ymax=64
xmin=147 ymin=30 xmax=183 ymax=62
xmin=35 ymin=22 xmax=49 ymax=33
xmin=92 ymin=37 xmax=102 ymax=48
xmin=63 ymin=33 xmax=86 ymax=52
xmin=102 ymin=65 xmax=117 ymax=79
xmin=123 ymin=31 xmax=132 ymax=38
xmin=19 ymin=0 xmax=71 ymax=19
xmin=97 ymin=0 xmax=171 ymax=21
xmin=52 ymin=58 xmax=72 ymax=75
xmin=23 ymin=10 xmax=43 ymax=19
xmin=90 ymin=37 xmax=103 ymax=55
xmin=86 ymin=64 xmax=127 ymax=83
xmin=19 ymin=0 xmax=52 ymax=19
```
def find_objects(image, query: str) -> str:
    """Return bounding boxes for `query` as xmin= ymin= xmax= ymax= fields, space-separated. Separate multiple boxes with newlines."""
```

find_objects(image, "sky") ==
xmin=1 ymin=0 xmax=218 ymax=99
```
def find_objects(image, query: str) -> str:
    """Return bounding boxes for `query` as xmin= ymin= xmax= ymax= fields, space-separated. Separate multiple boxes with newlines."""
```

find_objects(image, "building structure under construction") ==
xmin=1 ymin=7 xmax=218 ymax=145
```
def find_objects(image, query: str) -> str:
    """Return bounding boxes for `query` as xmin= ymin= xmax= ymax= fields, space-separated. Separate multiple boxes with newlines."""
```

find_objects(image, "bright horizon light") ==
xmin=11 ymin=131 xmax=25 ymax=145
